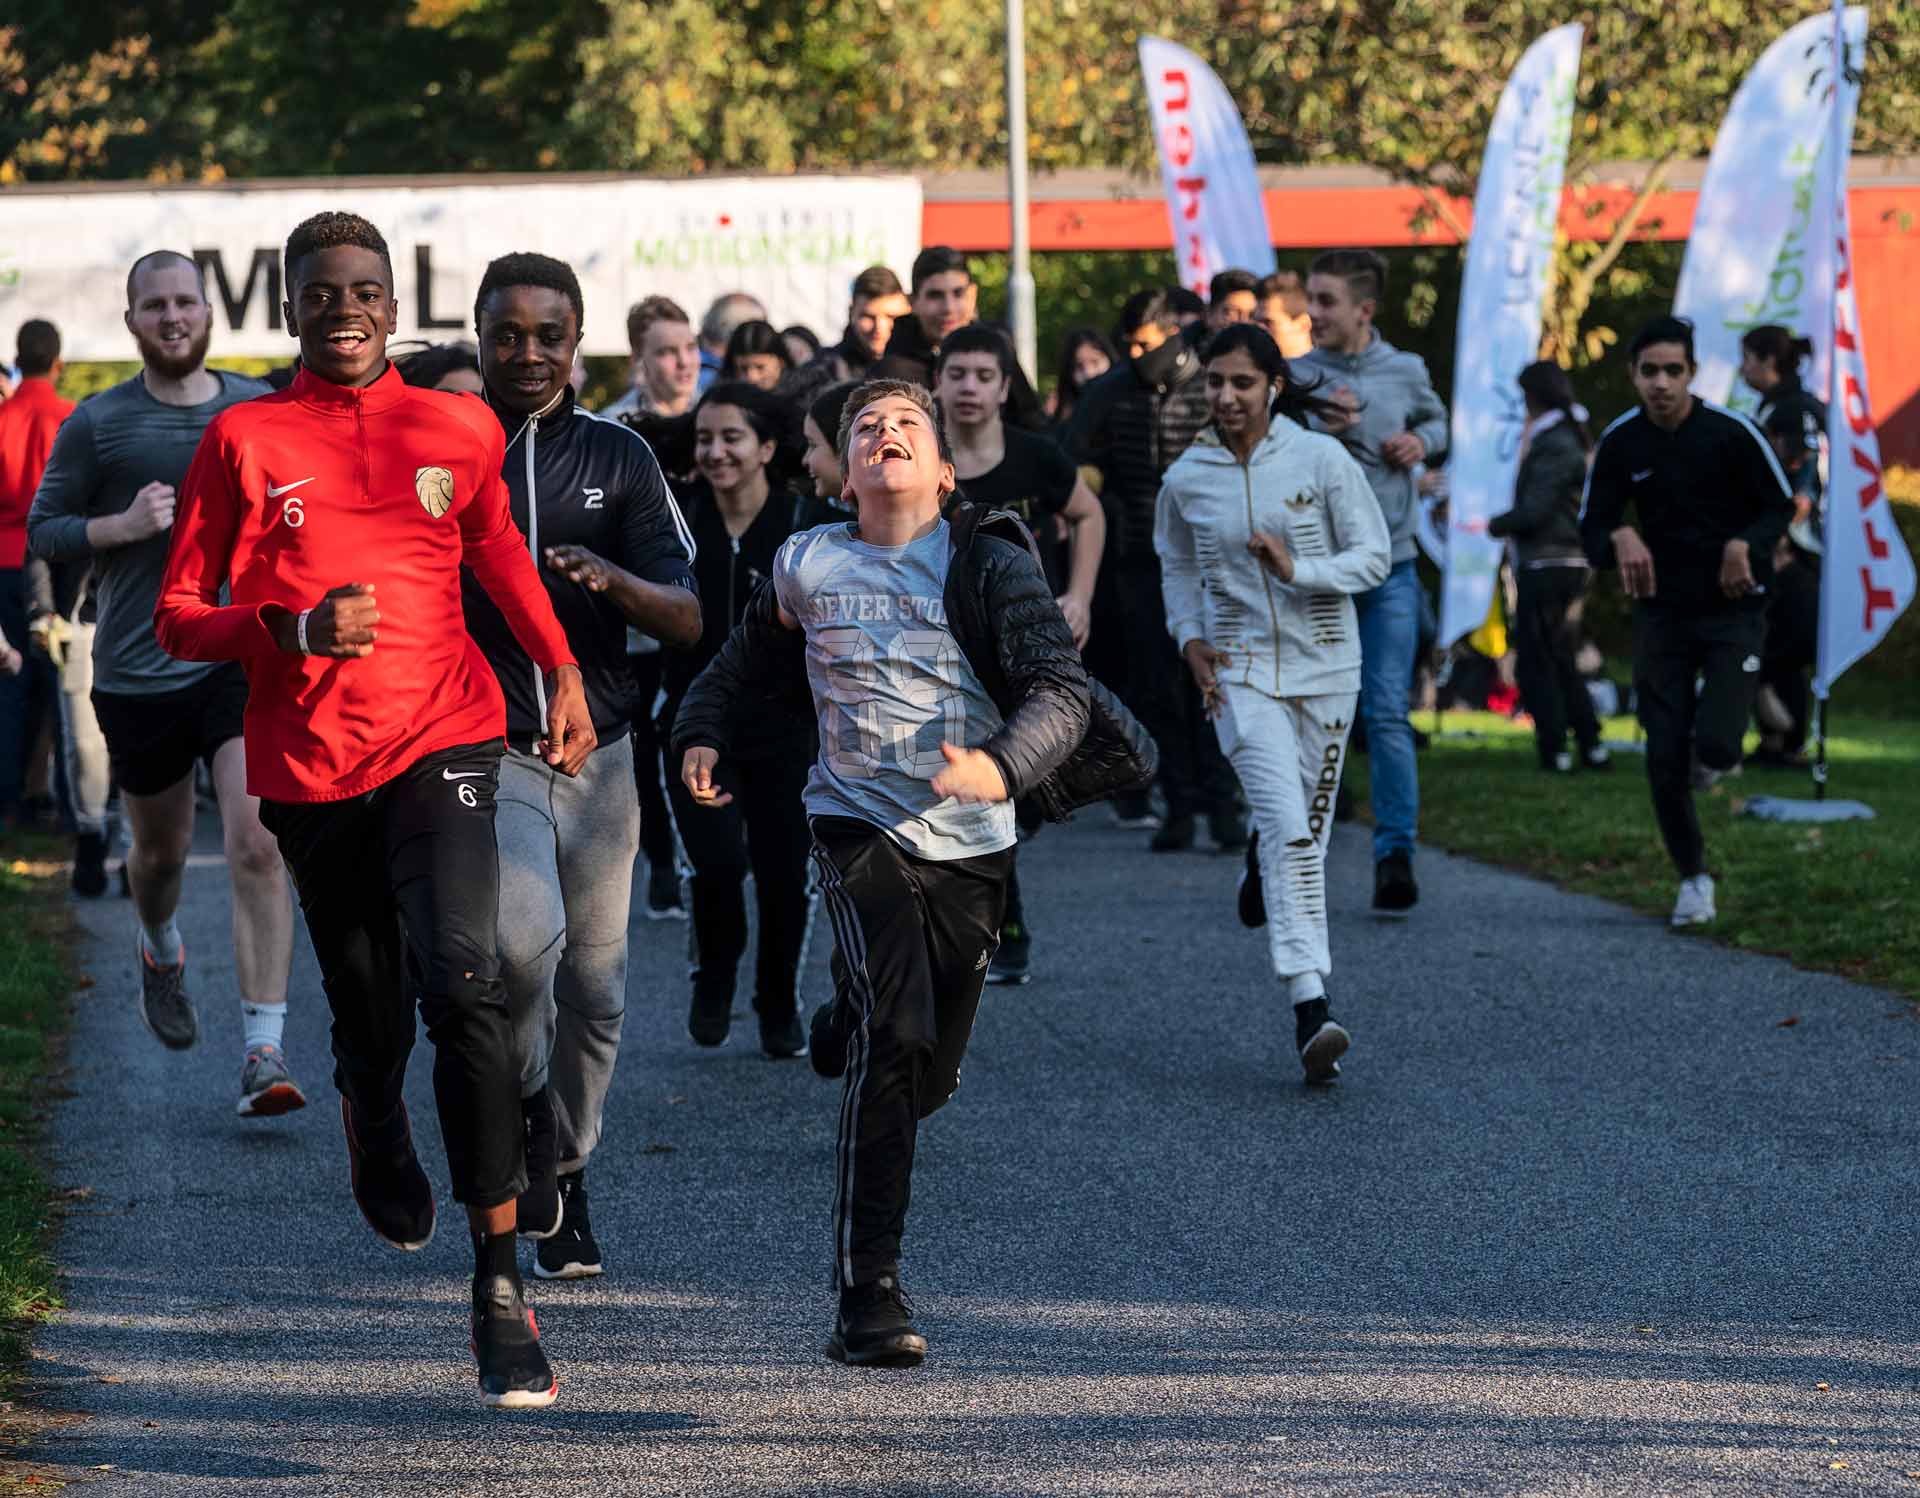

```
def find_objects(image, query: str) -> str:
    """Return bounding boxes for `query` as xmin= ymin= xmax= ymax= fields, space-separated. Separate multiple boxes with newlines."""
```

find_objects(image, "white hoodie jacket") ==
xmin=1155 ymin=420 xmax=1391 ymax=700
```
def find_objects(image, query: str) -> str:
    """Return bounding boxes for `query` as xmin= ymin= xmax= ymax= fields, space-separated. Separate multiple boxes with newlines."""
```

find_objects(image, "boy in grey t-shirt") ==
xmin=674 ymin=378 xmax=1089 ymax=1369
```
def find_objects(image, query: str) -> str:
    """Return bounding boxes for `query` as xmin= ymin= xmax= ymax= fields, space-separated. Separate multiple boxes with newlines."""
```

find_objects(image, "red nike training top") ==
xmin=156 ymin=365 xmax=576 ymax=803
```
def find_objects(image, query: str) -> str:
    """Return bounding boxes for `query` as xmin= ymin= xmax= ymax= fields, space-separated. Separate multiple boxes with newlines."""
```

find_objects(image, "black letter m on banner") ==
xmin=193 ymin=248 xmax=282 ymax=333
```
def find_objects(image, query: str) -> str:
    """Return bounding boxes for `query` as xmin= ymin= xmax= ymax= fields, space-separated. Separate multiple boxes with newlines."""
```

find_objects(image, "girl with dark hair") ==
xmin=1047 ymin=327 xmax=1117 ymax=428
xmin=1738 ymin=324 xmax=1825 ymax=512
xmin=781 ymin=324 xmax=823 ymax=368
xmin=661 ymin=381 xmax=820 ymax=1056
xmin=802 ymin=381 xmax=858 ymax=513
xmin=1155 ymin=325 xmax=1389 ymax=1086
xmin=1489 ymin=359 xmax=1606 ymax=773
xmin=724 ymin=319 xmax=794 ymax=392
xmin=391 ymin=340 xmax=482 ymax=394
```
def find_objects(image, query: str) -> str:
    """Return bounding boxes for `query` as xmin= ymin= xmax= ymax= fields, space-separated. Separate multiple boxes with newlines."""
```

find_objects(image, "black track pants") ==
xmin=1513 ymin=566 xmax=1601 ymax=766
xmin=1632 ymin=605 xmax=1766 ymax=879
xmin=666 ymin=747 xmax=814 ymax=1020
xmin=261 ymin=740 xmax=523 ymax=1208
xmin=808 ymin=815 xmax=1011 ymax=1289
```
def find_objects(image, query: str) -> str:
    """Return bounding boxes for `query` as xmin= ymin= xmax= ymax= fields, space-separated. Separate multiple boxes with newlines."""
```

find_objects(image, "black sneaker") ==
xmin=809 ymin=1001 xmax=853 ymax=1080
xmin=1149 ymin=814 xmax=1195 ymax=853
xmin=1237 ymin=832 xmax=1266 ymax=928
xmin=340 ymin=1097 xmax=435 ymax=1251
xmin=472 ymin=1272 xmax=558 ymax=1408
xmin=759 ymin=1006 xmax=808 ymax=1059
xmin=688 ymin=982 xmax=732 ymax=1047
xmin=826 ymin=1273 xmax=927 ymax=1368
xmin=986 ymin=924 xmax=1031 ymax=986
xmin=72 ymin=832 xmax=108 ymax=898
xmin=1372 ymin=850 xmax=1418 ymax=917
xmin=1294 ymin=997 xmax=1350 ymax=1085
xmin=135 ymin=939 xmax=197 ymax=1050
xmin=534 ymin=1172 xmax=603 ymax=1280
xmin=644 ymin=862 xmax=686 ymax=921
xmin=516 ymin=1088 xmax=562 ymax=1240
xmin=1208 ymin=807 xmax=1249 ymax=853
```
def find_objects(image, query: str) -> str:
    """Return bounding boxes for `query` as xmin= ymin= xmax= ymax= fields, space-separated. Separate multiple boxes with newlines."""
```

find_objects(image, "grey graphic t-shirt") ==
xmin=773 ymin=518 xmax=1014 ymax=861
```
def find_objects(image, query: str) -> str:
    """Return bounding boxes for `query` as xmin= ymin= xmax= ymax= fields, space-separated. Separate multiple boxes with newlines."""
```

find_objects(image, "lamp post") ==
xmin=1005 ymin=0 xmax=1038 ymax=383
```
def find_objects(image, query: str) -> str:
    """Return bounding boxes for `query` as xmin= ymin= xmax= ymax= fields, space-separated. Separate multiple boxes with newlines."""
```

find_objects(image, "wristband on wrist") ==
xmin=295 ymin=608 xmax=314 ymax=655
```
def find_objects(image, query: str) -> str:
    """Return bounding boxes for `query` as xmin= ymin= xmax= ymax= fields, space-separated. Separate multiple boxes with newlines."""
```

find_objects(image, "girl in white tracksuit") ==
xmin=1154 ymin=324 xmax=1391 ymax=1083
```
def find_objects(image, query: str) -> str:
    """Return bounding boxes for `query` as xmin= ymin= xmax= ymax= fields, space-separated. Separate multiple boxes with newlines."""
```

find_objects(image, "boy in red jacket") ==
xmin=156 ymin=213 xmax=593 ymax=1409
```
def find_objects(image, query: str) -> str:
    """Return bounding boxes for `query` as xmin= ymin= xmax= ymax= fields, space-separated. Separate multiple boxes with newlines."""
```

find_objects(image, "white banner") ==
xmin=1813 ymin=3 xmax=1913 ymax=697
xmin=1137 ymin=38 xmax=1276 ymax=295
xmin=0 ymin=175 xmax=924 ymax=362
xmin=1674 ymin=6 xmax=1866 ymax=415
xmin=1438 ymin=23 xmax=1584 ymax=648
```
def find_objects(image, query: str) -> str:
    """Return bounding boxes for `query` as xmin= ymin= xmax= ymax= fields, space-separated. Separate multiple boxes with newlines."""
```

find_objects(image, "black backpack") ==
xmin=941 ymin=501 xmax=1158 ymax=822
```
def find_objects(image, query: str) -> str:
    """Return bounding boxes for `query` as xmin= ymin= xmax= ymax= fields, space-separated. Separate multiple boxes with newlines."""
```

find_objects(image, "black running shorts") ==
xmin=92 ymin=663 xmax=249 ymax=799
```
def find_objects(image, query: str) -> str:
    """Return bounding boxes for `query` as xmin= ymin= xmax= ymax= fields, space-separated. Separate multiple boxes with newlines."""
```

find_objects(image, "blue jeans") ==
xmin=1355 ymin=558 xmax=1420 ymax=861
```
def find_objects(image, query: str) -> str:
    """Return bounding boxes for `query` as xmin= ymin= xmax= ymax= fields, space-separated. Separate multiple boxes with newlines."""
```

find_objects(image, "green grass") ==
xmin=0 ymin=834 xmax=69 ymax=1393
xmin=1344 ymin=707 xmax=1920 ymax=999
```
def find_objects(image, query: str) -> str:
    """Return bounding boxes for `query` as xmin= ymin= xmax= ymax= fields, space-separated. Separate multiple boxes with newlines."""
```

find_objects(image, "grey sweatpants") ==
xmin=496 ymin=735 xmax=639 ymax=1172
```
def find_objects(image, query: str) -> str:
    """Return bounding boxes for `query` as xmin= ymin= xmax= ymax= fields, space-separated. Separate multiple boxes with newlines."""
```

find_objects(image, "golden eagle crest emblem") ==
xmin=415 ymin=466 xmax=454 ymax=519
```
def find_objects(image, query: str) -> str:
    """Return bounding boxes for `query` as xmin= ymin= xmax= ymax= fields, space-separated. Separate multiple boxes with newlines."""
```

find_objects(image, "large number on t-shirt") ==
xmin=817 ymin=625 xmax=968 ymax=781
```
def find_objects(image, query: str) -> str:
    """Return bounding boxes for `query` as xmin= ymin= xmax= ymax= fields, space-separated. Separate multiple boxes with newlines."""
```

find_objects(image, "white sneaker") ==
xmin=1670 ymin=874 xmax=1716 ymax=928
xmin=1552 ymin=751 xmax=1575 ymax=773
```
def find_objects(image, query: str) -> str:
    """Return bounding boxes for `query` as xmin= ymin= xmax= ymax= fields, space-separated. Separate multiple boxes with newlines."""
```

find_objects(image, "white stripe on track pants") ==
xmin=1212 ymin=682 xmax=1357 ymax=1002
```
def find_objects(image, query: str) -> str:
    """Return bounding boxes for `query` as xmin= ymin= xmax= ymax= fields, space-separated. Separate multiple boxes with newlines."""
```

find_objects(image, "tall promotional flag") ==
xmin=1437 ymin=23 xmax=1584 ymax=648
xmin=1674 ymin=6 xmax=1867 ymax=414
xmin=1813 ymin=0 xmax=1914 ymax=698
xmin=1138 ymin=38 xmax=1276 ymax=294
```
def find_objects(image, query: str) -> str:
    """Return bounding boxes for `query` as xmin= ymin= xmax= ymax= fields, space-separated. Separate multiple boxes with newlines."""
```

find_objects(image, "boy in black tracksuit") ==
xmin=673 ymin=378 xmax=1152 ymax=1368
xmin=1579 ymin=317 xmax=1793 ymax=927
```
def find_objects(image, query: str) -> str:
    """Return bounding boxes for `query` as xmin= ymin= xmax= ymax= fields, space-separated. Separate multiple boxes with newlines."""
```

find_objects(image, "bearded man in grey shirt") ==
xmin=27 ymin=250 xmax=299 ymax=1117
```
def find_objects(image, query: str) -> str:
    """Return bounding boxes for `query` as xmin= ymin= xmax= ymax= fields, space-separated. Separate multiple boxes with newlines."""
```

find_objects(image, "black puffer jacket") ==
xmin=1488 ymin=418 xmax=1589 ymax=566
xmin=1064 ymin=336 xmax=1211 ymax=562
xmin=671 ymin=503 xmax=1153 ymax=819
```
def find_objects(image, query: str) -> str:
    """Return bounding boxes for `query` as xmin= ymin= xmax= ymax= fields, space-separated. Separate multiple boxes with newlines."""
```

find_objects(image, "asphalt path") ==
xmin=21 ymin=799 xmax=1920 ymax=1495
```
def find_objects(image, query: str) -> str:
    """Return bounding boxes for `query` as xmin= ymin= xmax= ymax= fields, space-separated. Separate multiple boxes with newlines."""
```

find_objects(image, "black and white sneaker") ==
xmin=472 ymin=1273 xmax=558 ymax=1408
xmin=644 ymin=863 xmax=687 ymax=921
xmin=826 ymin=1273 xmax=927 ymax=1368
xmin=340 ymin=1097 xmax=435 ymax=1250
xmin=1237 ymin=832 xmax=1266 ymax=928
xmin=985 ymin=924 xmax=1031 ymax=986
xmin=533 ymin=1172 xmax=603 ymax=1280
xmin=516 ymin=1088 xmax=563 ymax=1240
xmin=759 ymin=1007 xmax=808 ymax=1059
xmin=1294 ymin=997 xmax=1350 ymax=1085
xmin=688 ymin=983 xmax=732 ymax=1047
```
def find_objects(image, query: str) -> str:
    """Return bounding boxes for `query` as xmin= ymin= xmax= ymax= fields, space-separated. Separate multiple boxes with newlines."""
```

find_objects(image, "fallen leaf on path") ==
xmin=642 ymin=1142 xmax=676 ymax=1154
xmin=1633 ymin=1325 xmax=1656 ymax=1335
xmin=95 ymin=1374 xmax=122 ymax=1384
xmin=59 ymin=1186 xmax=93 ymax=1201
xmin=74 ymin=976 xmax=94 ymax=990
xmin=1830 ymin=1460 xmax=1849 ymax=1469
xmin=1777 ymin=1016 xmax=1800 ymax=1028
xmin=1815 ymin=1382 xmax=1830 ymax=1390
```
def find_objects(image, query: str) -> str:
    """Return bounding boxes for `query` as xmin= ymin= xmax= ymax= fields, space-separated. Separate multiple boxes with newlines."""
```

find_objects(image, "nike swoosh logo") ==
xmin=1630 ymin=469 xmax=1653 ymax=483
xmin=441 ymin=769 xmax=487 ymax=781
xmin=266 ymin=478 xmax=316 ymax=499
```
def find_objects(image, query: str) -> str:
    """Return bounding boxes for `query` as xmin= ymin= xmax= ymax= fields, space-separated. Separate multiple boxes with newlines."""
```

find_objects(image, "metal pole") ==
xmin=1813 ymin=696 xmax=1829 ymax=801
xmin=1005 ymin=0 xmax=1038 ymax=383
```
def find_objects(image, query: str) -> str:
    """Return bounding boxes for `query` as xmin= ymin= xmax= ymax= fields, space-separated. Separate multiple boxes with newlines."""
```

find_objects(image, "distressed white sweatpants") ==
xmin=1212 ymin=682 xmax=1357 ymax=1002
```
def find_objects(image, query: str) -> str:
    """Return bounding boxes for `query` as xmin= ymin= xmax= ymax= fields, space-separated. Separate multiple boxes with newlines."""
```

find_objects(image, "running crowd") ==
xmin=0 ymin=215 xmax=1801 ymax=1406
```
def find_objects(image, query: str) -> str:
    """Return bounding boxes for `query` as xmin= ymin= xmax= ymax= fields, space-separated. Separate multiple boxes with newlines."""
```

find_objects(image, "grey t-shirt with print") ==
xmin=773 ymin=518 xmax=1015 ymax=862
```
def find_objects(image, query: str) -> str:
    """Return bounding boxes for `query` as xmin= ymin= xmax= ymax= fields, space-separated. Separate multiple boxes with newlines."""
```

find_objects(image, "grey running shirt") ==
xmin=27 ymin=371 xmax=269 ymax=696
xmin=773 ymin=518 xmax=1015 ymax=861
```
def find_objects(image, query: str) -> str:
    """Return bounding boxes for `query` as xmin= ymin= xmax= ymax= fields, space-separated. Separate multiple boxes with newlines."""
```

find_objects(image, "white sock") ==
xmin=241 ymin=1001 xmax=287 ymax=1052
xmin=140 ymin=920 xmax=183 ymax=967
xmin=1287 ymin=974 xmax=1326 ymax=1004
